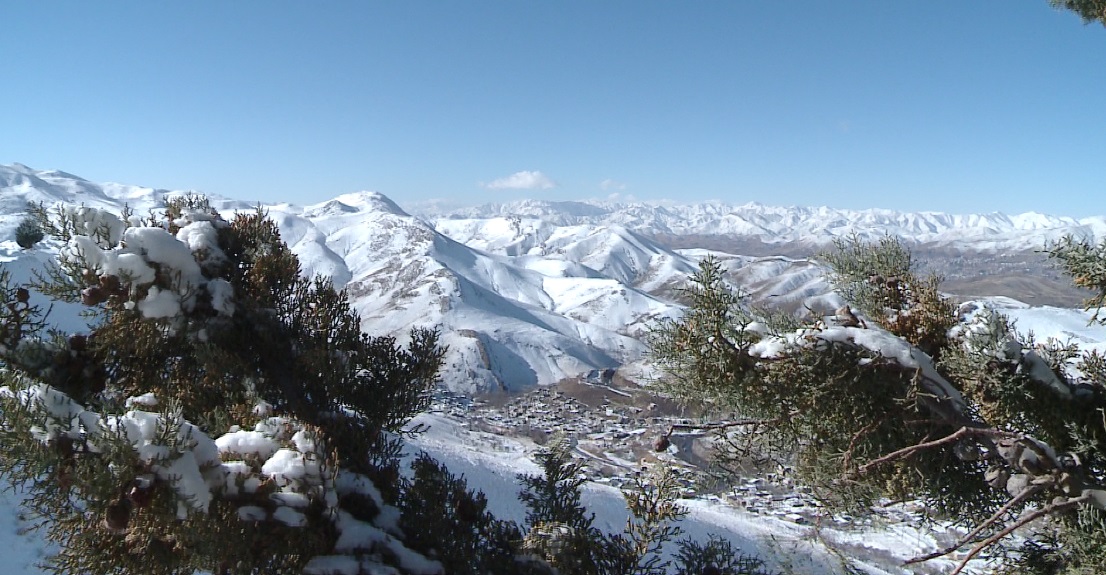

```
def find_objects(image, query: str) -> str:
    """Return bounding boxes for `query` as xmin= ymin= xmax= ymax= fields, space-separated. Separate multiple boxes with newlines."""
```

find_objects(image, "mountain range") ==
xmin=1 ymin=163 xmax=1098 ymax=392
xmin=418 ymin=197 xmax=1106 ymax=252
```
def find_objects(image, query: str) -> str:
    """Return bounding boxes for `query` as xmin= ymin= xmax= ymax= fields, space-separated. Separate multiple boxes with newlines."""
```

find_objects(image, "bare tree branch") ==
xmin=663 ymin=417 xmax=786 ymax=438
xmin=947 ymin=493 xmax=1091 ymax=575
xmin=856 ymin=426 xmax=1017 ymax=476
xmin=905 ymin=483 xmax=1046 ymax=565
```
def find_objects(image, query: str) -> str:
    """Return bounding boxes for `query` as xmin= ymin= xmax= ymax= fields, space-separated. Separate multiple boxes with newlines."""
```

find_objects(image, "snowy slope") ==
xmin=676 ymin=249 xmax=844 ymax=314
xmin=260 ymin=193 xmax=685 ymax=392
xmin=3 ymin=164 xmax=849 ymax=393
xmin=974 ymin=296 xmax=1106 ymax=355
xmin=430 ymin=217 xmax=697 ymax=291
xmin=6 ymin=163 xmax=1106 ymax=573
xmin=5 ymin=162 xmax=1099 ymax=394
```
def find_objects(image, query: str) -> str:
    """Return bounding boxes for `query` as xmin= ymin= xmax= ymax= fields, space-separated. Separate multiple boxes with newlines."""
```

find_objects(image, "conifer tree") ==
xmin=14 ymin=215 xmax=44 ymax=249
xmin=650 ymin=236 xmax=1106 ymax=574
xmin=0 ymin=198 xmax=448 ymax=574
xmin=1050 ymin=0 xmax=1106 ymax=25
xmin=0 ymin=198 xmax=776 ymax=575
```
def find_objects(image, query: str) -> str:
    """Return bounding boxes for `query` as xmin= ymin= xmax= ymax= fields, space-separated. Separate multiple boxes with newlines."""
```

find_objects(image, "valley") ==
xmin=652 ymin=233 xmax=1091 ymax=307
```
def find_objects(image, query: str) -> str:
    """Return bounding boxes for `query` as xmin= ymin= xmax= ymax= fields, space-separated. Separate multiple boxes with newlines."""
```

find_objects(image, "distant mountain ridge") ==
xmin=421 ymin=198 xmax=1106 ymax=252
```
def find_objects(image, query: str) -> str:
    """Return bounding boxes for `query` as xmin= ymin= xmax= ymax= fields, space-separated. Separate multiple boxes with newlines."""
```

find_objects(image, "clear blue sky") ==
xmin=3 ymin=1 xmax=1104 ymax=216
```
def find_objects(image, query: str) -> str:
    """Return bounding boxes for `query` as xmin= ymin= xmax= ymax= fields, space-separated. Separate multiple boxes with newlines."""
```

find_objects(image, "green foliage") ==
xmin=400 ymin=453 xmax=526 ymax=575
xmin=619 ymin=466 xmax=688 ymax=575
xmin=944 ymin=309 xmax=1106 ymax=469
xmin=650 ymin=252 xmax=984 ymax=519
xmin=651 ymin=234 xmax=1106 ymax=573
xmin=0 ymin=375 xmax=334 ymax=575
xmin=648 ymin=256 xmax=767 ymax=413
xmin=15 ymin=215 xmax=44 ymax=249
xmin=673 ymin=535 xmax=778 ymax=575
xmin=0 ymin=269 xmax=48 ymax=358
xmin=997 ymin=507 xmax=1106 ymax=575
xmin=0 ymin=199 xmax=445 ymax=574
xmin=1048 ymin=235 xmax=1106 ymax=322
xmin=518 ymin=440 xmax=614 ymax=574
xmin=819 ymin=234 xmax=913 ymax=315
xmin=515 ymin=441 xmax=776 ymax=575
xmin=1051 ymin=0 xmax=1106 ymax=25
xmin=820 ymin=235 xmax=956 ymax=359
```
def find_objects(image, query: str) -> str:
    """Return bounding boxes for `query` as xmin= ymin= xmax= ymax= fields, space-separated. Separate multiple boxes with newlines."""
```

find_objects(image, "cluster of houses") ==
xmin=428 ymin=384 xmax=842 ymax=525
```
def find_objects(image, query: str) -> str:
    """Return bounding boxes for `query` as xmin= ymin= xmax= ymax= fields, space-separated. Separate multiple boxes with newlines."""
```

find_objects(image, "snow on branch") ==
xmin=0 ymin=380 xmax=442 ymax=573
xmin=750 ymin=324 xmax=967 ymax=416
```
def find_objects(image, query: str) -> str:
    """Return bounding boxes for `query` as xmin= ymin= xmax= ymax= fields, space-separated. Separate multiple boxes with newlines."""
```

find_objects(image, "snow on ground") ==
xmin=982 ymin=296 xmax=1106 ymax=353
xmin=404 ymin=411 xmax=999 ymax=575
xmin=2 ymin=288 xmax=1099 ymax=574
xmin=0 ymin=241 xmax=90 ymax=334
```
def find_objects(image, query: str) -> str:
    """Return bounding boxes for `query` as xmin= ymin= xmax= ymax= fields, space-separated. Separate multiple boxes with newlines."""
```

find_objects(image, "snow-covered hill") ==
xmin=6 ymin=163 xmax=1106 ymax=574
xmin=3 ymin=165 xmax=690 ymax=392
xmin=261 ymin=194 xmax=685 ymax=393
xmin=3 ymin=163 xmax=1098 ymax=392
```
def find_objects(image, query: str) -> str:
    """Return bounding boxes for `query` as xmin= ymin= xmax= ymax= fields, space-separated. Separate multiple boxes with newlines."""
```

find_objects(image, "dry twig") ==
xmin=856 ymin=426 xmax=1017 ymax=476
xmin=905 ymin=483 xmax=1046 ymax=566
xmin=946 ymin=493 xmax=1091 ymax=575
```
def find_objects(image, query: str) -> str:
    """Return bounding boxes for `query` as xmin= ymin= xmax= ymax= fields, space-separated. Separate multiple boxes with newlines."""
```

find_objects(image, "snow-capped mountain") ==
xmin=4 ymin=163 xmax=1094 ymax=393
xmin=5 ymin=164 xmax=1106 ymax=574
xmin=2 ymin=165 xmax=692 ymax=392
xmin=261 ymin=193 xmax=686 ymax=393
xmin=424 ymin=198 xmax=1106 ymax=252
xmin=428 ymin=216 xmax=697 ymax=291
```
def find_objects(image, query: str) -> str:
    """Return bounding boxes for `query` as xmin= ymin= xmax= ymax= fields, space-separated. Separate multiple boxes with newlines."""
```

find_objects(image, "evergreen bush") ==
xmin=650 ymin=235 xmax=1106 ymax=574
xmin=0 ymin=198 xmax=774 ymax=575
xmin=14 ymin=215 xmax=44 ymax=249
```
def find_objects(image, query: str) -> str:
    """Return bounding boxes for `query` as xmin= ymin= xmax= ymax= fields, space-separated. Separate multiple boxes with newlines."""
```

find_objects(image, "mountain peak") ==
xmin=320 ymin=191 xmax=408 ymax=217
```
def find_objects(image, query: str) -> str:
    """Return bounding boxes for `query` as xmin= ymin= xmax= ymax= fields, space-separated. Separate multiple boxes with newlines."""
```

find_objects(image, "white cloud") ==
xmin=482 ymin=170 xmax=556 ymax=191
xmin=599 ymin=178 xmax=627 ymax=191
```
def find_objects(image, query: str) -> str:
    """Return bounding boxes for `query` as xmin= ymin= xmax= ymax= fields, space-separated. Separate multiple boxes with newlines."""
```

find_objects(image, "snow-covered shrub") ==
xmin=651 ymin=237 xmax=1106 ymax=574
xmin=0 ymin=197 xmax=446 ymax=574
xmin=819 ymin=234 xmax=958 ymax=360
xmin=2 ymin=197 xmax=775 ymax=575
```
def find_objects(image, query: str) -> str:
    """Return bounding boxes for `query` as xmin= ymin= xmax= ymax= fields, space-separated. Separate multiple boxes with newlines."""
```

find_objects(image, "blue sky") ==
xmin=3 ymin=1 xmax=1104 ymax=216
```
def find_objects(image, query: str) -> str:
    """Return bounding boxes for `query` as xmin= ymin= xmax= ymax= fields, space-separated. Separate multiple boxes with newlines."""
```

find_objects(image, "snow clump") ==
xmin=56 ymin=206 xmax=236 ymax=319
